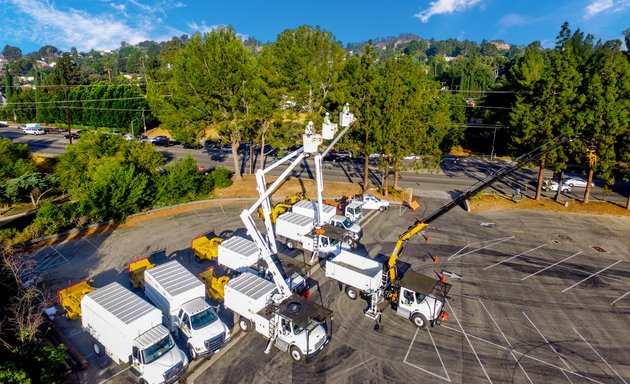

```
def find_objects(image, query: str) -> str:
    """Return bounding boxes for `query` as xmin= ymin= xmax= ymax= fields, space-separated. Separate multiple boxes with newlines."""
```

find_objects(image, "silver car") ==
xmin=563 ymin=176 xmax=594 ymax=188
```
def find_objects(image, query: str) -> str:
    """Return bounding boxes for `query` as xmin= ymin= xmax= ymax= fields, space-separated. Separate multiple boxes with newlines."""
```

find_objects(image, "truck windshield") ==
xmin=190 ymin=307 xmax=218 ymax=330
xmin=142 ymin=334 xmax=175 ymax=365
xmin=340 ymin=218 xmax=353 ymax=229
xmin=293 ymin=324 xmax=304 ymax=335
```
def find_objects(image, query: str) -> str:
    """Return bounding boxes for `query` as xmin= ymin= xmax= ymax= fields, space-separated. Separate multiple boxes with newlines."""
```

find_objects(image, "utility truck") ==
xmin=224 ymin=272 xmax=330 ymax=362
xmin=81 ymin=282 xmax=188 ymax=384
xmin=291 ymin=200 xmax=362 ymax=242
xmin=144 ymin=260 xmax=230 ymax=360
xmin=322 ymin=196 xmax=363 ymax=222
xmin=275 ymin=211 xmax=348 ymax=253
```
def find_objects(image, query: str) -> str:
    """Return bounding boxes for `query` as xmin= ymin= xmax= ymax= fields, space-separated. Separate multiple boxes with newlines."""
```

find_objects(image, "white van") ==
xmin=24 ymin=126 xmax=45 ymax=135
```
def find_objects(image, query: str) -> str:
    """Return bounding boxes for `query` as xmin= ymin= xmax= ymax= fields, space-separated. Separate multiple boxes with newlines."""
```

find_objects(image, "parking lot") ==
xmin=27 ymin=197 xmax=630 ymax=384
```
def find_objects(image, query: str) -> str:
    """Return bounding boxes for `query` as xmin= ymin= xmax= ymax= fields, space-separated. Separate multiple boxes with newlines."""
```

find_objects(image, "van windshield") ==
xmin=190 ymin=307 xmax=218 ymax=330
xmin=142 ymin=334 xmax=175 ymax=364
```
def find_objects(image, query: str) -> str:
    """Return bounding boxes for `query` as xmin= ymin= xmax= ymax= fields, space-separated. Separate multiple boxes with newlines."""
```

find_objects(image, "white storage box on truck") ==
xmin=144 ymin=260 xmax=230 ymax=360
xmin=81 ymin=282 xmax=188 ymax=384
xmin=275 ymin=212 xmax=341 ymax=254
xmin=291 ymin=201 xmax=362 ymax=242
xmin=325 ymin=250 xmax=382 ymax=300
xmin=223 ymin=272 xmax=331 ymax=362
xmin=218 ymin=235 xmax=308 ymax=294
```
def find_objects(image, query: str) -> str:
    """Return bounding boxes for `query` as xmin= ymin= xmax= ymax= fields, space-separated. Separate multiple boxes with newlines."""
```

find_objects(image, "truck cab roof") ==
xmin=181 ymin=297 xmax=211 ymax=316
xmin=133 ymin=323 xmax=171 ymax=350
xmin=267 ymin=294 xmax=332 ymax=329
xmin=401 ymin=270 xmax=451 ymax=298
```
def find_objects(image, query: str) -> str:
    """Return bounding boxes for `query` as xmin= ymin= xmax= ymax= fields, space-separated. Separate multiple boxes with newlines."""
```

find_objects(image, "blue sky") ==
xmin=0 ymin=0 xmax=628 ymax=53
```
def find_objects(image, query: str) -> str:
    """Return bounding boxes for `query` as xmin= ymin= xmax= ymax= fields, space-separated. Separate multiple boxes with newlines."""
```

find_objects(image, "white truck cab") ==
xmin=394 ymin=271 xmax=451 ymax=328
xmin=129 ymin=325 xmax=188 ymax=384
xmin=328 ymin=215 xmax=362 ymax=241
xmin=175 ymin=297 xmax=231 ymax=360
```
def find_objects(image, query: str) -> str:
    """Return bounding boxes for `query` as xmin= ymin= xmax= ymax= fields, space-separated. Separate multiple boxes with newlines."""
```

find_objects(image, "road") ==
xmin=2 ymin=126 xmax=628 ymax=203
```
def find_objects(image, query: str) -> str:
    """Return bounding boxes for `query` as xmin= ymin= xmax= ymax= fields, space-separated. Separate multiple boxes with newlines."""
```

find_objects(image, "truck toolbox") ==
xmin=275 ymin=212 xmax=315 ymax=240
xmin=224 ymin=272 xmax=277 ymax=316
xmin=325 ymin=250 xmax=382 ymax=292
xmin=218 ymin=236 xmax=261 ymax=271
xmin=291 ymin=200 xmax=336 ymax=222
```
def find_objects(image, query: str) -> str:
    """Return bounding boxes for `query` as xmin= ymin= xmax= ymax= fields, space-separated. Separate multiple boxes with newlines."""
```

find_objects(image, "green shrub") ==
xmin=210 ymin=167 xmax=232 ymax=189
xmin=0 ymin=228 xmax=18 ymax=246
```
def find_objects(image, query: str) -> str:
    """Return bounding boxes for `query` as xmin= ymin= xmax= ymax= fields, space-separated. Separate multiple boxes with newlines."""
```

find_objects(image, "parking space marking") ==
xmin=441 ymin=324 xmax=606 ymax=384
xmin=611 ymin=291 xmax=630 ymax=306
xmin=521 ymin=251 xmax=582 ymax=281
xmin=169 ymin=215 xmax=182 ymax=227
xmin=446 ymin=299 xmax=493 ymax=383
xmin=81 ymin=237 xmax=101 ymax=252
xmin=562 ymin=260 xmax=622 ymax=293
xmin=574 ymin=328 xmax=628 ymax=384
xmin=483 ymin=243 xmax=548 ymax=270
xmin=479 ymin=299 xmax=533 ymax=384
xmin=96 ymin=366 xmax=129 ymax=384
xmin=522 ymin=312 xmax=573 ymax=379
xmin=448 ymin=236 xmax=515 ymax=261
xmin=32 ymin=245 xmax=69 ymax=274
xmin=403 ymin=327 xmax=451 ymax=382
xmin=138 ymin=221 xmax=155 ymax=234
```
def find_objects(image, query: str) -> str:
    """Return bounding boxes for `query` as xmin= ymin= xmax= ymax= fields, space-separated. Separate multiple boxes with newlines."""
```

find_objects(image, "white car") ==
xmin=23 ymin=127 xmax=46 ymax=135
xmin=542 ymin=180 xmax=571 ymax=193
xmin=563 ymin=177 xmax=594 ymax=188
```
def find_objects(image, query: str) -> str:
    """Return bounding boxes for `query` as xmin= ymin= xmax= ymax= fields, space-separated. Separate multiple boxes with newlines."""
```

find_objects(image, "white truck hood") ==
xmin=194 ymin=318 xmax=229 ymax=343
xmin=306 ymin=324 xmax=328 ymax=354
xmin=143 ymin=346 xmax=188 ymax=384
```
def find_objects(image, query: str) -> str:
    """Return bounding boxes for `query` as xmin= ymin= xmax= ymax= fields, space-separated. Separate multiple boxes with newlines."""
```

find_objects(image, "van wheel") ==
xmin=411 ymin=313 xmax=428 ymax=329
xmin=188 ymin=345 xmax=198 ymax=360
xmin=286 ymin=240 xmax=295 ymax=250
xmin=289 ymin=346 xmax=304 ymax=362
xmin=239 ymin=317 xmax=252 ymax=333
xmin=345 ymin=286 xmax=358 ymax=300
xmin=93 ymin=342 xmax=102 ymax=355
xmin=378 ymin=206 xmax=386 ymax=212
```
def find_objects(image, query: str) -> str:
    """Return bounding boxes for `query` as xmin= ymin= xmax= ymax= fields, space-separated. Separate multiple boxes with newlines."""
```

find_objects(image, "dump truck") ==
xmin=144 ymin=260 xmax=230 ymax=360
xmin=81 ymin=282 xmax=188 ymax=384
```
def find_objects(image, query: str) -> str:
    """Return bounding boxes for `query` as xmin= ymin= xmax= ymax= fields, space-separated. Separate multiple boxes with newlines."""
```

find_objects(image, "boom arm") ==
xmin=387 ymin=134 xmax=575 ymax=282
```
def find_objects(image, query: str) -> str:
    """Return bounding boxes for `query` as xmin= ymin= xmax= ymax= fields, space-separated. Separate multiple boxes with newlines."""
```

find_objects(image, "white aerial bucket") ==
xmin=303 ymin=134 xmax=322 ymax=153
xmin=322 ymin=122 xmax=338 ymax=140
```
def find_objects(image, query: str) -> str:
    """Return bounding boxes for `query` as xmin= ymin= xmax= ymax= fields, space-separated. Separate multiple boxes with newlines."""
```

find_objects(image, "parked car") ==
xmin=49 ymin=127 xmax=65 ymax=134
xmin=183 ymin=142 xmax=202 ymax=149
xmin=542 ymin=180 xmax=571 ymax=193
xmin=136 ymin=134 xmax=148 ymax=141
xmin=335 ymin=151 xmax=353 ymax=160
xmin=64 ymin=133 xmax=79 ymax=140
xmin=24 ymin=127 xmax=46 ymax=135
xmin=563 ymin=176 xmax=594 ymax=188
xmin=123 ymin=134 xmax=134 ymax=141
xmin=441 ymin=156 xmax=460 ymax=164
xmin=204 ymin=139 xmax=221 ymax=149
xmin=220 ymin=144 xmax=232 ymax=153
xmin=0 ymin=121 xmax=8 ymax=127
xmin=368 ymin=153 xmax=382 ymax=159
xmin=149 ymin=136 xmax=170 ymax=146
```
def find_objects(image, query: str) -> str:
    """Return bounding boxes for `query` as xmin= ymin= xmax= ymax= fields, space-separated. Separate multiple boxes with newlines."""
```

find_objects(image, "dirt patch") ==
xmin=470 ymin=193 xmax=630 ymax=216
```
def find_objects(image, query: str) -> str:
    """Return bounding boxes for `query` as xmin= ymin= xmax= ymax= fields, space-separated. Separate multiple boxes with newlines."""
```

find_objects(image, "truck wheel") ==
xmin=239 ymin=317 xmax=252 ymax=333
xmin=195 ymin=255 xmax=203 ymax=263
xmin=411 ymin=313 xmax=428 ymax=329
xmin=93 ymin=342 xmax=102 ymax=355
xmin=188 ymin=344 xmax=198 ymax=361
xmin=345 ymin=286 xmax=358 ymax=300
xmin=289 ymin=346 xmax=304 ymax=362
xmin=286 ymin=240 xmax=295 ymax=250
xmin=345 ymin=237 xmax=355 ymax=248
xmin=378 ymin=206 xmax=386 ymax=212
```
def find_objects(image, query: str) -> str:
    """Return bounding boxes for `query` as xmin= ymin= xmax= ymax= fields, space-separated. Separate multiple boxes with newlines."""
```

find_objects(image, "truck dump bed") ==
xmin=325 ymin=250 xmax=382 ymax=292
xmin=81 ymin=282 xmax=162 ymax=364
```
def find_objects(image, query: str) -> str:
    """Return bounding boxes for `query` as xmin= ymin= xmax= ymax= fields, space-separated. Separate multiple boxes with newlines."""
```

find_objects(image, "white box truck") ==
xmin=81 ymin=282 xmax=188 ymax=384
xmin=144 ymin=260 xmax=230 ymax=360
xmin=218 ymin=235 xmax=308 ymax=294
xmin=325 ymin=250 xmax=383 ymax=300
xmin=274 ymin=212 xmax=342 ymax=255
xmin=224 ymin=272 xmax=331 ymax=362
xmin=291 ymin=200 xmax=362 ymax=243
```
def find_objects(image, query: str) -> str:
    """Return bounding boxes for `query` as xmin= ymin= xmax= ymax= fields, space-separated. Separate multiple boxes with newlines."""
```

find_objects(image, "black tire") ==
xmin=345 ymin=237 xmax=355 ymax=248
xmin=411 ymin=313 xmax=428 ymax=329
xmin=286 ymin=240 xmax=295 ymax=250
xmin=195 ymin=255 xmax=203 ymax=263
xmin=239 ymin=317 xmax=252 ymax=333
xmin=289 ymin=346 xmax=304 ymax=362
xmin=188 ymin=344 xmax=198 ymax=361
xmin=93 ymin=342 xmax=102 ymax=356
xmin=378 ymin=206 xmax=386 ymax=212
xmin=345 ymin=286 xmax=358 ymax=300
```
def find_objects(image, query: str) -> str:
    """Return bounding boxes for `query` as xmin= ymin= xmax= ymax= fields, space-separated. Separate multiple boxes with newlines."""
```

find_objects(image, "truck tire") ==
xmin=195 ymin=255 xmax=203 ymax=263
xmin=411 ymin=313 xmax=428 ymax=329
xmin=93 ymin=342 xmax=102 ymax=356
xmin=286 ymin=240 xmax=295 ymax=250
xmin=289 ymin=346 xmax=304 ymax=362
xmin=378 ymin=206 xmax=386 ymax=212
xmin=345 ymin=237 xmax=355 ymax=248
xmin=345 ymin=286 xmax=358 ymax=300
xmin=188 ymin=344 xmax=198 ymax=361
xmin=239 ymin=317 xmax=252 ymax=333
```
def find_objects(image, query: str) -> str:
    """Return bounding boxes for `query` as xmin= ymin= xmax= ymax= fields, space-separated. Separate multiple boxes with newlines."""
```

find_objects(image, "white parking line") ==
xmin=49 ymin=244 xmax=69 ymax=263
xmin=81 ymin=237 xmax=101 ymax=252
xmin=611 ymin=291 xmax=630 ymax=306
xmin=574 ymin=328 xmax=628 ymax=384
xmin=562 ymin=260 xmax=622 ymax=293
xmin=169 ymin=215 xmax=182 ymax=227
xmin=521 ymin=251 xmax=582 ymax=281
xmin=479 ymin=300 xmax=533 ymax=384
xmin=446 ymin=299 xmax=493 ymax=383
xmin=483 ymin=243 xmax=548 ymax=270
xmin=403 ymin=327 xmax=451 ymax=382
xmin=96 ymin=366 xmax=129 ymax=384
xmin=522 ymin=312 xmax=573 ymax=380
xmin=448 ymin=236 xmax=515 ymax=261
xmin=441 ymin=324 xmax=605 ymax=384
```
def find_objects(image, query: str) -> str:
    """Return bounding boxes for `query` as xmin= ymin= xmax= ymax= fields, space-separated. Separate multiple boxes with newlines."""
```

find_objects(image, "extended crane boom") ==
xmin=387 ymin=134 xmax=576 ymax=282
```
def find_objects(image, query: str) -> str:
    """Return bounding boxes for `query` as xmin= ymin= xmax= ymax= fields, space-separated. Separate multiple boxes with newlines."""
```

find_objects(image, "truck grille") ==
xmin=204 ymin=333 xmax=225 ymax=353
xmin=163 ymin=361 xmax=184 ymax=384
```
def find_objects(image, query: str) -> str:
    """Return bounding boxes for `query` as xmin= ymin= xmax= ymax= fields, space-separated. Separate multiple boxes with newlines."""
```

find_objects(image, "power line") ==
xmin=4 ymin=97 xmax=147 ymax=106
xmin=1 ymin=81 xmax=171 ymax=89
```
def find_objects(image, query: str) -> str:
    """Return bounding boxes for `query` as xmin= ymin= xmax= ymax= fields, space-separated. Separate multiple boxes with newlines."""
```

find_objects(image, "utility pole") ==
xmin=65 ymin=86 xmax=72 ymax=144
xmin=142 ymin=109 xmax=146 ymax=133
xmin=490 ymin=125 xmax=497 ymax=160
